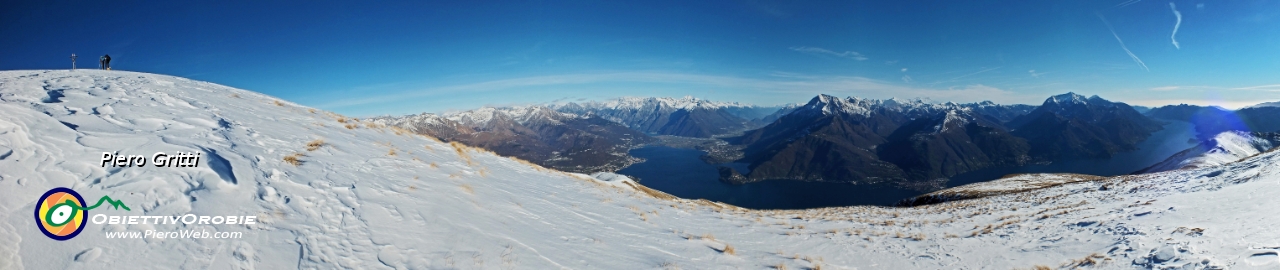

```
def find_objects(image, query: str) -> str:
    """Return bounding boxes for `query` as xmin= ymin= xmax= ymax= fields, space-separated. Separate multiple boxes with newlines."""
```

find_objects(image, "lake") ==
xmin=617 ymin=146 xmax=924 ymax=209
xmin=618 ymin=121 xmax=1198 ymax=209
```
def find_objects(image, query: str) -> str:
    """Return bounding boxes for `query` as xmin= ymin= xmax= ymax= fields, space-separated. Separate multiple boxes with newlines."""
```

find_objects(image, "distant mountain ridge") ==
xmin=551 ymin=96 xmax=775 ymax=138
xmin=1140 ymin=131 xmax=1280 ymax=173
xmin=372 ymin=106 xmax=654 ymax=173
xmin=1007 ymin=92 xmax=1163 ymax=160
xmin=1145 ymin=103 xmax=1280 ymax=140
xmin=724 ymin=94 xmax=1038 ymax=188
xmin=723 ymin=92 xmax=1160 ymax=189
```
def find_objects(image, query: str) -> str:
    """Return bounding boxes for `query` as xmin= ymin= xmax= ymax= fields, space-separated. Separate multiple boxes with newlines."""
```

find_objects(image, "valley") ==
xmin=378 ymin=91 xmax=1280 ymax=211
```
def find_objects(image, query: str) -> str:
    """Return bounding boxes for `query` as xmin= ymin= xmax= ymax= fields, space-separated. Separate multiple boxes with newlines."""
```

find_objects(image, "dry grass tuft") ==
xmin=773 ymin=263 xmax=788 ymax=270
xmin=460 ymin=184 xmax=474 ymax=194
xmin=388 ymin=148 xmax=397 ymax=156
xmin=722 ymin=244 xmax=735 ymax=255
xmin=344 ymin=123 xmax=357 ymax=129
xmin=1062 ymin=253 xmax=1109 ymax=268
xmin=307 ymin=108 xmax=316 ymax=114
xmin=910 ymin=233 xmax=926 ymax=241
xmin=305 ymin=139 xmax=325 ymax=151
xmin=283 ymin=153 xmax=305 ymax=166
xmin=274 ymin=100 xmax=285 ymax=106
xmin=230 ymin=94 xmax=240 ymax=98
xmin=449 ymin=141 xmax=474 ymax=165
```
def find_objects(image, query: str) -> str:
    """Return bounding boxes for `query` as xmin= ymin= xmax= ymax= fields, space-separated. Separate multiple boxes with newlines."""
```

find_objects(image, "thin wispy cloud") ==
xmin=1028 ymin=69 xmax=1046 ymax=78
xmin=901 ymin=75 xmax=913 ymax=83
xmin=1230 ymin=84 xmax=1280 ymax=91
xmin=1149 ymin=84 xmax=1280 ymax=91
xmin=949 ymin=67 xmax=1002 ymax=81
xmin=1169 ymin=2 xmax=1182 ymax=49
xmin=1113 ymin=0 xmax=1142 ymax=9
xmin=789 ymin=46 xmax=868 ymax=61
xmin=1097 ymin=13 xmax=1150 ymax=71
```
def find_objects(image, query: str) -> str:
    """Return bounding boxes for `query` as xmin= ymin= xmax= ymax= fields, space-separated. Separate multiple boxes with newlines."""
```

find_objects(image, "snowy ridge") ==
xmin=1047 ymin=92 xmax=1090 ymax=106
xmin=795 ymin=94 xmax=980 ymax=119
xmin=932 ymin=108 xmax=974 ymax=134
xmin=1245 ymin=100 xmax=1280 ymax=109
xmin=2 ymin=70 xmax=1279 ymax=269
xmin=368 ymin=112 xmax=464 ymax=135
xmin=559 ymin=96 xmax=753 ymax=111
xmin=432 ymin=105 xmax=580 ymax=128
xmin=1141 ymin=131 xmax=1280 ymax=173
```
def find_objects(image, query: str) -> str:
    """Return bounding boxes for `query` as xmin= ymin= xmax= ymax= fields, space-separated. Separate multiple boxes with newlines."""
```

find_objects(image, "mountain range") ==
xmin=722 ymin=92 xmax=1160 ymax=189
xmin=550 ymin=96 xmax=778 ymax=138
xmin=371 ymin=106 xmax=653 ymax=173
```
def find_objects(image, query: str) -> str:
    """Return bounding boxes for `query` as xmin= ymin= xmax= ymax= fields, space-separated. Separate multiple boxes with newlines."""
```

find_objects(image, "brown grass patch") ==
xmin=274 ymin=100 xmax=285 ymax=106
xmin=283 ymin=153 xmax=305 ymax=166
xmin=460 ymin=184 xmax=474 ymax=194
xmin=305 ymin=139 xmax=325 ymax=151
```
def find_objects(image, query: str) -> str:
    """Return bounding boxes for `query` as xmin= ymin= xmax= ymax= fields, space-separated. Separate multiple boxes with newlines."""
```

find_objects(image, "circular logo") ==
xmin=35 ymin=187 xmax=88 ymax=241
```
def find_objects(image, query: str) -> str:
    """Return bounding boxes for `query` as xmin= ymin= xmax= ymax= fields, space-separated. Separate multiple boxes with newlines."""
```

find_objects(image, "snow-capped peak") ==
xmin=800 ymin=94 xmax=872 ymax=117
xmin=428 ymin=104 xmax=586 ymax=128
xmin=560 ymin=95 xmax=747 ymax=111
xmin=931 ymin=109 xmax=974 ymax=134
xmin=1046 ymin=92 xmax=1089 ymax=105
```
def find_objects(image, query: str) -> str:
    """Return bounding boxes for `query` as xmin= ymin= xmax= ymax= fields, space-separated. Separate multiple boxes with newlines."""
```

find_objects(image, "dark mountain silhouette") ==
xmin=1007 ymin=93 xmax=1163 ymax=160
xmin=722 ymin=95 xmax=1034 ymax=189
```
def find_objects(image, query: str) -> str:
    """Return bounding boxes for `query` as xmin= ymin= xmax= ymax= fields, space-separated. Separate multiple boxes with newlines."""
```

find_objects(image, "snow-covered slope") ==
xmin=2 ymin=70 xmax=1279 ymax=269
xmin=1141 ymin=131 xmax=1280 ymax=173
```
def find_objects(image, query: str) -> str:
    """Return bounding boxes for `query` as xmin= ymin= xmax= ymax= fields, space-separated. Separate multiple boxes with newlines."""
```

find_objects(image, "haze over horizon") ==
xmin=4 ymin=0 xmax=1278 ymax=116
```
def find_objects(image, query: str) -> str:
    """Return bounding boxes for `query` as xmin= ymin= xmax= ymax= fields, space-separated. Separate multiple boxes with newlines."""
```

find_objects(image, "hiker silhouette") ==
xmin=100 ymin=54 xmax=111 ymax=70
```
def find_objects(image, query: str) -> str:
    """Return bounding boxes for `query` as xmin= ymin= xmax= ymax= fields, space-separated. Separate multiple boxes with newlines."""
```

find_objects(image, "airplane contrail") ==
xmin=1114 ymin=0 xmax=1142 ymax=8
xmin=1097 ymin=12 xmax=1150 ymax=71
xmin=1170 ymin=2 xmax=1182 ymax=49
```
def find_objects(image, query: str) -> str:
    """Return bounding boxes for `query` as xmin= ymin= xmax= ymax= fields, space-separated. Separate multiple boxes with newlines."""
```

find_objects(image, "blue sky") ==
xmin=3 ymin=0 xmax=1279 ymax=116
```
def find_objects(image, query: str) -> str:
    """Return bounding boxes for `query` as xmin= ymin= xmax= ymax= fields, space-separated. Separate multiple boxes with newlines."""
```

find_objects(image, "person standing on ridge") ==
xmin=101 ymin=54 xmax=111 ymax=70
